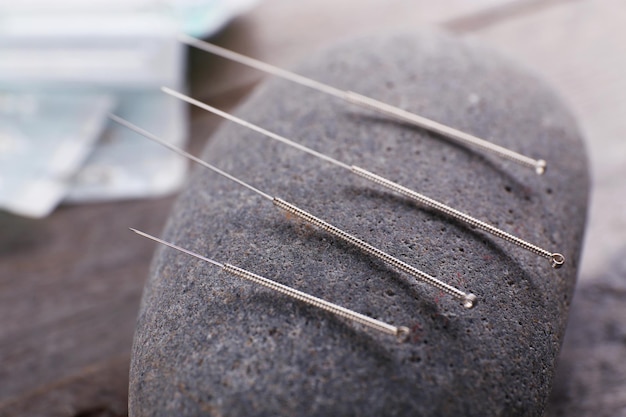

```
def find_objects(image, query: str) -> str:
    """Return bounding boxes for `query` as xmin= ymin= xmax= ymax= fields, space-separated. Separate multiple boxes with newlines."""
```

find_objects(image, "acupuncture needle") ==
xmin=110 ymin=114 xmax=477 ymax=309
xmin=130 ymin=228 xmax=411 ymax=342
xmin=161 ymin=87 xmax=565 ymax=269
xmin=179 ymin=33 xmax=547 ymax=175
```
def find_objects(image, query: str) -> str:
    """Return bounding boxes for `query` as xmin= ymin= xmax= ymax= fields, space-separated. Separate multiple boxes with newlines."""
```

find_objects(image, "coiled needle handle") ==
xmin=273 ymin=198 xmax=476 ymax=309
xmin=350 ymin=167 xmax=564 ymax=268
xmin=130 ymin=228 xmax=410 ymax=341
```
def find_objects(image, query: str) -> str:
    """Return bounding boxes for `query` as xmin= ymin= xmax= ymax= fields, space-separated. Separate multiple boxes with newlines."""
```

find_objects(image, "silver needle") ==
xmin=109 ymin=114 xmax=273 ymax=201
xmin=178 ymin=33 xmax=547 ymax=175
xmin=130 ymin=228 xmax=411 ymax=341
xmin=161 ymin=88 xmax=564 ymax=269
xmin=112 ymin=115 xmax=477 ymax=308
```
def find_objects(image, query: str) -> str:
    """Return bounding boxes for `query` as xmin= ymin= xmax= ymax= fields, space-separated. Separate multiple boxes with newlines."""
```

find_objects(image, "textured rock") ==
xmin=130 ymin=30 xmax=588 ymax=416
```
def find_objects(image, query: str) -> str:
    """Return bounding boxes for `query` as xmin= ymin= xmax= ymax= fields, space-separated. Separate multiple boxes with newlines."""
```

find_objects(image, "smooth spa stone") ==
xmin=129 ymin=30 xmax=589 ymax=416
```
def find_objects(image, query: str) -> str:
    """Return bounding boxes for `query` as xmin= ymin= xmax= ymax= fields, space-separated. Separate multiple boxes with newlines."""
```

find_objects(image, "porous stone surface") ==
xmin=130 ymin=30 xmax=589 ymax=416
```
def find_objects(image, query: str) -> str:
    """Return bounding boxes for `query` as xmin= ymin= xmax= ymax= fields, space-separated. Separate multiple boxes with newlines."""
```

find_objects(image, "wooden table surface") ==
xmin=1 ymin=1 xmax=624 ymax=415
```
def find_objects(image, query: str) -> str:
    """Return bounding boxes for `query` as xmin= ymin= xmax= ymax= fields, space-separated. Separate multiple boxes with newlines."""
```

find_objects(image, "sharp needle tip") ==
xmin=129 ymin=228 xmax=150 ymax=239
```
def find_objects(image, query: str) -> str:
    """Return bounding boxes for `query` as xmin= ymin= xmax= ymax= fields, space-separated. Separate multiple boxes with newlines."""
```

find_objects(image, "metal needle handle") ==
xmin=344 ymin=91 xmax=547 ymax=175
xmin=179 ymin=34 xmax=547 ymax=174
xmin=131 ymin=228 xmax=410 ymax=341
xmin=273 ymin=197 xmax=477 ymax=309
xmin=350 ymin=166 xmax=565 ymax=268
xmin=222 ymin=264 xmax=409 ymax=341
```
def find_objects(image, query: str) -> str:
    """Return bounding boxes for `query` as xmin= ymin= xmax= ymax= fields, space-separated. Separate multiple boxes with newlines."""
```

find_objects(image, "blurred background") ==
xmin=1 ymin=0 xmax=624 ymax=416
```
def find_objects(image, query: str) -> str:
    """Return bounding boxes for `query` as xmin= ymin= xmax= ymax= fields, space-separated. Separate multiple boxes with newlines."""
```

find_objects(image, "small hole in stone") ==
xmin=546 ymin=188 xmax=553 ymax=195
xmin=504 ymin=185 xmax=512 ymax=193
xmin=386 ymin=289 xmax=395 ymax=297
xmin=409 ymin=354 xmax=422 ymax=363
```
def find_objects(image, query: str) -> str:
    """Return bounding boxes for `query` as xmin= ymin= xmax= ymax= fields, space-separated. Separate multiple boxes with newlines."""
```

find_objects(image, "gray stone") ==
xmin=129 ymin=30 xmax=589 ymax=416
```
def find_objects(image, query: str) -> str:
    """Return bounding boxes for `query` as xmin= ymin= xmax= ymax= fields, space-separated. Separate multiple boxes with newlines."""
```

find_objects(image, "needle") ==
xmin=178 ymin=33 xmax=547 ymax=175
xmin=111 ymin=114 xmax=477 ymax=309
xmin=130 ymin=228 xmax=411 ymax=341
xmin=160 ymin=88 xmax=564 ymax=269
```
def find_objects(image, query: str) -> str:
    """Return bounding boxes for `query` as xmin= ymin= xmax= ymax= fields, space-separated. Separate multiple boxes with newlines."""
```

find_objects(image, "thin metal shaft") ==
xmin=178 ymin=34 xmax=347 ymax=100
xmin=130 ymin=228 xmax=410 ymax=341
xmin=161 ymin=89 xmax=564 ymax=269
xmin=109 ymin=114 xmax=273 ymax=201
xmin=113 ymin=115 xmax=476 ymax=307
xmin=178 ymin=33 xmax=547 ymax=175
xmin=130 ymin=228 xmax=224 ymax=267
xmin=161 ymin=87 xmax=350 ymax=170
